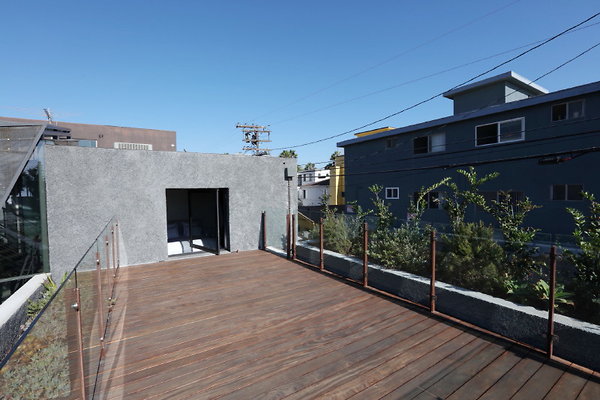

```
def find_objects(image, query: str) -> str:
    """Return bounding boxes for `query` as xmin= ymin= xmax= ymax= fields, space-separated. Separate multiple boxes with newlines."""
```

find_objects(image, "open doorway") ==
xmin=166 ymin=188 xmax=229 ymax=256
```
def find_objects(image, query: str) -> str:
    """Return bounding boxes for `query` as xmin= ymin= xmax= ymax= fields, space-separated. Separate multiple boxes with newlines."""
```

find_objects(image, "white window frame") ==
xmin=413 ymin=132 xmax=446 ymax=154
xmin=385 ymin=187 xmax=399 ymax=200
xmin=550 ymin=184 xmax=584 ymax=201
xmin=475 ymin=117 xmax=525 ymax=147
xmin=551 ymin=99 xmax=585 ymax=122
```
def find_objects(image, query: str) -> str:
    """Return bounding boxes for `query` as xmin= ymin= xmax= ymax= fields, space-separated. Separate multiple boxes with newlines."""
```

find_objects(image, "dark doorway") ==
xmin=166 ymin=188 xmax=229 ymax=256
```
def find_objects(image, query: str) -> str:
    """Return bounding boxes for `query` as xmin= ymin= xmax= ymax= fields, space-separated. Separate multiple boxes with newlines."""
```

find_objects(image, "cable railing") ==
xmin=0 ymin=217 xmax=121 ymax=399
xmin=262 ymin=211 xmax=600 ymax=373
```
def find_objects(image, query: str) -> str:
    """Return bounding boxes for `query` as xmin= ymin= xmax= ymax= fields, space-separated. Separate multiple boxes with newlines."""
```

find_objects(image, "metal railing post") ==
xmin=262 ymin=211 xmax=267 ymax=250
xmin=95 ymin=251 xmax=106 ymax=352
xmin=115 ymin=221 xmax=120 ymax=271
xmin=547 ymin=245 xmax=557 ymax=358
xmin=111 ymin=226 xmax=117 ymax=279
xmin=319 ymin=218 xmax=324 ymax=271
xmin=430 ymin=230 xmax=437 ymax=313
xmin=65 ymin=287 xmax=87 ymax=400
xmin=286 ymin=214 xmax=291 ymax=259
xmin=362 ymin=221 xmax=368 ymax=287
xmin=105 ymin=235 xmax=112 ymax=302
xmin=292 ymin=214 xmax=297 ymax=260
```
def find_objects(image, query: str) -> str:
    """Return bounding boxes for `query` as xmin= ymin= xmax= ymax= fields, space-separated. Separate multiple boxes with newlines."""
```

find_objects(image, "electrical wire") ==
xmin=293 ymin=38 xmax=600 ymax=167
xmin=271 ymin=11 xmax=600 ymax=151
xmin=271 ymin=21 xmax=600 ymax=127
xmin=252 ymin=1 xmax=523 ymax=122
xmin=298 ymin=129 xmax=600 ymax=177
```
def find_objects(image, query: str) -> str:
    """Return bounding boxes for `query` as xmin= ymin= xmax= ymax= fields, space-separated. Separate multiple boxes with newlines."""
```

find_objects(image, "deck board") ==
xmin=92 ymin=250 xmax=600 ymax=399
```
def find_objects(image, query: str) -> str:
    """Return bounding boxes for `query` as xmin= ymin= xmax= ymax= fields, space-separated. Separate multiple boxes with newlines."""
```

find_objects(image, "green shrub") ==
xmin=439 ymin=222 xmax=507 ymax=296
xmin=563 ymin=192 xmax=600 ymax=322
xmin=369 ymin=224 xmax=430 ymax=275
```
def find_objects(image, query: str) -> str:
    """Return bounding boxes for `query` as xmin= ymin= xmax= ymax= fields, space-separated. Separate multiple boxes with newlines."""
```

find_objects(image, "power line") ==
xmin=271 ymin=21 xmax=600 ymax=127
xmin=252 ymin=0 xmax=523 ymax=121
xmin=322 ymin=140 xmax=600 ymax=179
xmin=271 ymin=11 xmax=600 ymax=151
xmin=299 ymin=125 xmax=600 ymax=173
xmin=293 ymin=35 xmax=600 ymax=168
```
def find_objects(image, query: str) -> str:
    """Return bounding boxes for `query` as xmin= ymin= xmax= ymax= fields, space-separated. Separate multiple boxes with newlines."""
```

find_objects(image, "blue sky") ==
xmin=1 ymin=0 xmax=599 ymax=166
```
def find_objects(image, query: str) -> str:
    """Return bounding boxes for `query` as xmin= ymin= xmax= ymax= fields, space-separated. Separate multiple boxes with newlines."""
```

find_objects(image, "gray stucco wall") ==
xmin=44 ymin=146 xmax=296 ymax=277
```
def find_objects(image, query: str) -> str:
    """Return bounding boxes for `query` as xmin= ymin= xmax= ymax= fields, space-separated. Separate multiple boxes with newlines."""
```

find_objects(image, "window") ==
xmin=78 ymin=139 xmax=97 ymax=148
xmin=385 ymin=187 xmax=399 ymax=199
xmin=413 ymin=133 xmax=446 ymax=154
xmin=114 ymin=142 xmax=153 ymax=150
xmin=413 ymin=191 xmax=441 ymax=209
xmin=413 ymin=136 xmax=428 ymax=154
xmin=386 ymin=138 xmax=398 ymax=149
xmin=552 ymin=184 xmax=583 ymax=201
xmin=303 ymin=190 xmax=306 ymax=199
xmin=475 ymin=118 xmax=524 ymax=146
xmin=552 ymin=100 xmax=584 ymax=122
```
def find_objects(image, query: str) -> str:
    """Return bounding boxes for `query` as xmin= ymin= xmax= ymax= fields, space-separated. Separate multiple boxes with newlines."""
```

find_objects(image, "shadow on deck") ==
xmin=92 ymin=250 xmax=600 ymax=399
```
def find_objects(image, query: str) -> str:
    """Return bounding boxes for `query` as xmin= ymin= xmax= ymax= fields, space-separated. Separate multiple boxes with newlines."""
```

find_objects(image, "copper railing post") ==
xmin=105 ymin=235 xmax=112 ymax=302
xmin=111 ymin=226 xmax=117 ymax=279
xmin=292 ymin=214 xmax=297 ymax=260
xmin=319 ymin=218 xmax=324 ymax=271
xmin=547 ymin=245 xmax=557 ymax=358
xmin=286 ymin=213 xmax=291 ymax=259
xmin=262 ymin=211 xmax=267 ymax=250
xmin=362 ymin=221 xmax=368 ymax=287
xmin=115 ymin=221 xmax=120 ymax=271
xmin=430 ymin=230 xmax=437 ymax=313
xmin=65 ymin=287 xmax=87 ymax=400
xmin=95 ymin=251 xmax=106 ymax=352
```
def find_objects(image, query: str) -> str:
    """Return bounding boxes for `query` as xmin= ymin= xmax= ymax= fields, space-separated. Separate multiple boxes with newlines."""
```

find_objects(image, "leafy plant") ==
xmin=439 ymin=222 xmax=507 ymax=296
xmin=563 ymin=192 xmax=600 ymax=321
xmin=26 ymin=276 xmax=58 ymax=317
xmin=489 ymin=191 xmax=542 ymax=280
xmin=440 ymin=167 xmax=499 ymax=229
xmin=507 ymin=279 xmax=574 ymax=313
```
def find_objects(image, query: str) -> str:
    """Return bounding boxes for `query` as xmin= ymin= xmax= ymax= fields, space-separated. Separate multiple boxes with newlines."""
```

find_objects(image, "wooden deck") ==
xmin=93 ymin=250 xmax=600 ymax=399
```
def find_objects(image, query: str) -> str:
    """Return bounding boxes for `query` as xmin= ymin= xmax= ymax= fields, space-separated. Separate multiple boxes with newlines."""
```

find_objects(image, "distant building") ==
xmin=328 ymin=155 xmax=345 ymax=206
xmin=0 ymin=117 xmax=176 ymax=151
xmin=337 ymin=71 xmax=600 ymax=235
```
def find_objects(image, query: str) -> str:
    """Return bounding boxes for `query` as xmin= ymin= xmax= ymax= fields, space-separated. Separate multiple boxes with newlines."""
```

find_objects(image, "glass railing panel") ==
xmin=76 ymin=240 xmax=104 ymax=395
xmin=435 ymin=228 xmax=548 ymax=350
xmin=553 ymin=247 xmax=600 ymax=371
xmin=265 ymin=209 xmax=288 ymax=252
xmin=0 ymin=271 xmax=80 ymax=399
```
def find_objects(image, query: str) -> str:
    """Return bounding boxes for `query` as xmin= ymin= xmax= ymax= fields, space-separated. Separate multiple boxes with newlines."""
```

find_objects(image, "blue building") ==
xmin=337 ymin=71 xmax=600 ymax=236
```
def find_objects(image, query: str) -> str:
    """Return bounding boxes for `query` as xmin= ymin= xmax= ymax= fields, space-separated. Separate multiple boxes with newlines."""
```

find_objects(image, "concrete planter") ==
xmin=0 ymin=274 xmax=49 ymax=361
xmin=295 ymin=242 xmax=600 ymax=372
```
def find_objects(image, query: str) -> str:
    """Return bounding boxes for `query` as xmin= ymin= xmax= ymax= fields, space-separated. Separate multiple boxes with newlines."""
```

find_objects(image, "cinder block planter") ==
xmin=295 ymin=242 xmax=600 ymax=372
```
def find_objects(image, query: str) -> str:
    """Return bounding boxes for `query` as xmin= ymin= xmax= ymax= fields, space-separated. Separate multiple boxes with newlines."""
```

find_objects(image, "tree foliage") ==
xmin=278 ymin=149 xmax=297 ymax=158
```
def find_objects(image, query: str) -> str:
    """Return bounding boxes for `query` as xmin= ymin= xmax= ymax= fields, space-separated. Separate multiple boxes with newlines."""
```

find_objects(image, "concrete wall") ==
xmin=44 ymin=146 xmax=296 ymax=278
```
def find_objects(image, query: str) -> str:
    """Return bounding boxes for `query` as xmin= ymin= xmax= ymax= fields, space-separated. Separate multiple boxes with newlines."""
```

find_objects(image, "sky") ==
xmin=1 ymin=0 xmax=599 ymax=167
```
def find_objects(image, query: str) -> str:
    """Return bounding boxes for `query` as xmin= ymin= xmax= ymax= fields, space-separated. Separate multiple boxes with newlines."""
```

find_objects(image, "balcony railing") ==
xmin=264 ymin=211 xmax=600 ymax=372
xmin=0 ymin=217 xmax=121 ymax=399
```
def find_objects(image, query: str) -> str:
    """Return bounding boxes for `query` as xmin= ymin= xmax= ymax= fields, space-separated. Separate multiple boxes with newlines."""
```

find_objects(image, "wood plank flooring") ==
xmin=91 ymin=250 xmax=599 ymax=399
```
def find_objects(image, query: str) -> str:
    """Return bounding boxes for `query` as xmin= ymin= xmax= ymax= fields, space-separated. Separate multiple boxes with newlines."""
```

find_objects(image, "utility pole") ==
xmin=236 ymin=124 xmax=271 ymax=156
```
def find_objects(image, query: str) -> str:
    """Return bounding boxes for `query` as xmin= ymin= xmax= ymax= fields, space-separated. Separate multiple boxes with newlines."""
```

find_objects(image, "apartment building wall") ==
xmin=340 ymin=84 xmax=600 ymax=235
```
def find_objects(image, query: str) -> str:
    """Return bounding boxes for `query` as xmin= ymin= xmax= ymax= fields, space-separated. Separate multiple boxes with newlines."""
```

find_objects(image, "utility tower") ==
xmin=236 ymin=124 xmax=271 ymax=156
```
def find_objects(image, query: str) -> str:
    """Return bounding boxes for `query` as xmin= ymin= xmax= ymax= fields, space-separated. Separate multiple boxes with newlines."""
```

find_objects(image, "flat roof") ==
xmin=443 ymin=71 xmax=549 ymax=99
xmin=338 ymin=79 xmax=600 ymax=148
